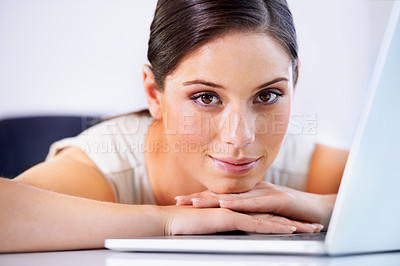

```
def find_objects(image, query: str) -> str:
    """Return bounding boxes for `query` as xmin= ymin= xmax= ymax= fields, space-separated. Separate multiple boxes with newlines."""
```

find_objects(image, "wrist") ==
xmin=157 ymin=205 xmax=183 ymax=236
xmin=122 ymin=204 xmax=167 ymax=237
xmin=319 ymin=194 xmax=337 ymax=230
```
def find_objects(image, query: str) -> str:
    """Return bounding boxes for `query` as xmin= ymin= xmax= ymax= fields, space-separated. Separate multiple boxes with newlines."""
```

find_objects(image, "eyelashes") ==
xmin=254 ymin=90 xmax=283 ymax=104
xmin=189 ymin=92 xmax=221 ymax=107
xmin=189 ymin=89 xmax=284 ymax=108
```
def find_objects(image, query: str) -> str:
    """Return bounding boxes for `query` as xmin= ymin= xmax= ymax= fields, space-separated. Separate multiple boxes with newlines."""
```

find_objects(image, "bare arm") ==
xmin=306 ymin=144 xmax=349 ymax=194
xmin=1 ymin=147 xmax=163 ymax=252
xmin=14 ymin=147 xmax=116 ymax=202
xmin=0 ymin=177 xmax=164 ymax=253
xmin=1 ymin=147 xmax=303 ymax=253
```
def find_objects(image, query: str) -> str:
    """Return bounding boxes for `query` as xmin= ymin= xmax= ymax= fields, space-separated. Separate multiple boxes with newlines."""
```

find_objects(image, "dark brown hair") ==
xmin=148 ymin=0 xmax=298 ymax=90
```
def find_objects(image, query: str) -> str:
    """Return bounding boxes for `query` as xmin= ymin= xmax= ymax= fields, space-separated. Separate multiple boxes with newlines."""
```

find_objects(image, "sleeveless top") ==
xmin=45 ymin=111 xmax=315 ymax=204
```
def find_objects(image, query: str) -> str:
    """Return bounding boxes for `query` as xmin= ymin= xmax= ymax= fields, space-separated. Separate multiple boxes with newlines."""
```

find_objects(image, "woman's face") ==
xmin=158 ymin=31 xmax=293 ymax=194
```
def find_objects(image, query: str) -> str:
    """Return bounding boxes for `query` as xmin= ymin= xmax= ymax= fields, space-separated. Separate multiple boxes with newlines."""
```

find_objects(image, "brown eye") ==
xmin=259 ymin=92 xmax=272 ymax=102
xmin=190 ymin=92 xmax=221 ymax=108
xmin=254 ymin=90 xmax=282 ymax=104
xmin=201 ymin=94 xmax=214 ymax=104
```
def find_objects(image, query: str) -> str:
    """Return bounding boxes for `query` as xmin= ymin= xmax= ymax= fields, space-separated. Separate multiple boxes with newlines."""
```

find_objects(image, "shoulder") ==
xmin=80 ymin=111 xmax=154 ymax=141
xmin=44 ymin=111 xmax=157 ymax=204
xmin=46 ymin=111 xmax=154 ymax=174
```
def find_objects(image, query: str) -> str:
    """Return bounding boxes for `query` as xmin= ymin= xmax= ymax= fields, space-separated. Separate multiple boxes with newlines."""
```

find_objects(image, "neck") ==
xmin=144 ymin=120 xmax=205 ymax=206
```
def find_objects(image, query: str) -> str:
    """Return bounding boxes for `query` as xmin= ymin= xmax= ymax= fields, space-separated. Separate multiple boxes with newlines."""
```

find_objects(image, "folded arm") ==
xmin=0 ymin=177 xmax=164 ymax=253
xmin=1 ymin=146 xmax=319 ymax=253
xmin=176 ymin=144 xmax=349 ymax=230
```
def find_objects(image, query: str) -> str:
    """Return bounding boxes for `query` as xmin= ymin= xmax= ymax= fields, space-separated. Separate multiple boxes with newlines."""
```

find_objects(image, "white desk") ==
xmin=1 ymin=249 xmax=400 ymax=266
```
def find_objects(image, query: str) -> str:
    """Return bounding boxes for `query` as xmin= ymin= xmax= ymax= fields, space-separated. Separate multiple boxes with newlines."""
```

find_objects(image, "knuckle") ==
xmin=213 ymin=208 xmax=229 ymax=220
xmin=205 ymin=190 xmax=215 ymax=196
xmin=252 ymin=217 xmax=274 ymax=233
xmin=263 ymin=213 xmax=275 ymax=219
xmin=191 ymin=192 xmax=202 ymax=198
xmin=253 ymin=217 xmax=264 ymax=227
xmin=278 ymin=192 xmax=294 ymax=204
xmin=250 ymin=197 xmax=260 ymax=205
xmin=229 ymin=193 xmax=241 ymax=199
xmin=218 ymin=207 xmax=233 ymax=216
xmin=248 ymin=197 xmax=264 ymax=211
xmin=215 ymin=208 xmax=235 ymax=229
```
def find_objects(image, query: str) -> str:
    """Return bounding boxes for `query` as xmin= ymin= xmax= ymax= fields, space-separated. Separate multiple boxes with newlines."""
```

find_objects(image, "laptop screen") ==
xmin=325 ymin=2 xmax=400 ymax=255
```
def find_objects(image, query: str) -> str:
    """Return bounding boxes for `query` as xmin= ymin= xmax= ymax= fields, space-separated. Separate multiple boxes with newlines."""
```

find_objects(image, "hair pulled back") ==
xmin=148 ymin=0 xmax=298 ymax=90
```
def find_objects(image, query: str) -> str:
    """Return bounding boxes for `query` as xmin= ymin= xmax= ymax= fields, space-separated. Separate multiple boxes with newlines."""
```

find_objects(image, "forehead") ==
xmin=165 ymin=31 xmax=293 ymax=87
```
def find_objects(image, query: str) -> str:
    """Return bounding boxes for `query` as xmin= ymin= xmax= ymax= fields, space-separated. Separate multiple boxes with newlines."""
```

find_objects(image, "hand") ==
xmin=175 ymin=181 xmax=336 ymax=231
xmin=161 ymin=205 xmax=321 ymax=236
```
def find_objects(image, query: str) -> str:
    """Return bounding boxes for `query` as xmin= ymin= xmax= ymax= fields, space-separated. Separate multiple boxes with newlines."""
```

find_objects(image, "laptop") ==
xmin=105 ymin=3 xmax=400 ymax=256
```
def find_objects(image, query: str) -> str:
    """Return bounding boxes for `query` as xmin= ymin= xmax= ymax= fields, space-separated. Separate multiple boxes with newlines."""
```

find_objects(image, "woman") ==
xmin=0 ymin=0 xmax=348 ymax=253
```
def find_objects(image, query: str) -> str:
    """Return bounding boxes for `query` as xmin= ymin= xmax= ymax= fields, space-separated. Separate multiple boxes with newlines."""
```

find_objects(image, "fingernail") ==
xmin=219 ymin=200 xmax=230 ymax=205
xmin=307 ymin=225 xmax=317 ymax=231
xmin=315 ymin=224 xmax=324 ymax=231
xmin=174 ymin=196 xmax=185 ymax=201
xmin=286 ymin=226 xmax=297 ymax=232
xmin=191 ymin=198 xmax=201 ymax=204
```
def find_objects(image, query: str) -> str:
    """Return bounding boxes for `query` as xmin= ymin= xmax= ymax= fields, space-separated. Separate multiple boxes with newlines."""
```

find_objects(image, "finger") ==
xmin=174 ymin=195 xmax=192 ymax=205
xmin=284 ymin=222 xmax=322 ymax=233
xmin=169 ymin=208 xmax=296 ymax=235
xmin=270 ymin=217 xmax=318 ymax=233
xmin=261 ymin=215 xmax=317 ymax=233
xmin=191 ymin=197 xmax=220 ymax=208
xmin=211 ymin=210 xmax=297 ymax=234
xmin=219 ymin=197 xmax=283 ymax=213
xmin=220 ymin=199 xmax=324 ymax=232
xmin=311 ymin=223 xmax=324 ymax=233
xmin=294 ymin=222 xmax=319 ymax=233
xmin=250 ymin=213 xmax=324 ymax=233
xmin=190 ymin=194 xmax=247 ymax=207
xmin=175 ymin=191 xmax=215 ymax=205
xmin=175 ymin=196 xmax=220 ymax=207
xmin=234 ymin=214 xmax=297 ymax=234
xmin=293 ymin=224 xmax=316 ymax=233
xmin=176 ymin=194 xmax=236 ymax=207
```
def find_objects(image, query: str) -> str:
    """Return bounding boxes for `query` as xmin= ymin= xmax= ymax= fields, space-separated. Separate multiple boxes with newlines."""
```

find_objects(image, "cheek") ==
xmin=255 ymin=100 xmax=291 ymax=136
xmin=162 ymin=101 xmax=214 ymax=154
xmin=255 ymin=113 xmax=290 ymax=140
xmin=255 ymin=105 xmax=291 ymax=158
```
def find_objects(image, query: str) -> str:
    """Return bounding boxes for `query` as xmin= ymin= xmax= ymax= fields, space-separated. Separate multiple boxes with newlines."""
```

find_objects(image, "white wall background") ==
xmin=0 ymin=0 xmax=394 ymax=149
xmin=288 ymin=0 xmax=394 ymax=149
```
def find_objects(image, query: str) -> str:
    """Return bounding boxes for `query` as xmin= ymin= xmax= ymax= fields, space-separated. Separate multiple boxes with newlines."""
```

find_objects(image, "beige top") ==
xmin=46 ymin=112 xmax=315 ymax=205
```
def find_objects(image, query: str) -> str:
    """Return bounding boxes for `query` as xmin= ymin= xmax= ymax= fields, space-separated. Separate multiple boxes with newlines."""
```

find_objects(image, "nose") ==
xmin=219 ymin=108 xmax=255 ymax=148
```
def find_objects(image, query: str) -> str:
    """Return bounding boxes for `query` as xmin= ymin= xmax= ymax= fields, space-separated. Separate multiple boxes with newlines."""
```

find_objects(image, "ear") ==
xmin=143 ymin=64 xmax=162 ymax=120
xmin=293 ymin=60 xmax=301 ymax=94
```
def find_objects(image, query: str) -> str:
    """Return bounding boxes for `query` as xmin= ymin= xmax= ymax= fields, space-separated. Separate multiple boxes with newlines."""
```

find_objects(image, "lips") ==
xmin=209 ymin=156 xmax=260 ymax=175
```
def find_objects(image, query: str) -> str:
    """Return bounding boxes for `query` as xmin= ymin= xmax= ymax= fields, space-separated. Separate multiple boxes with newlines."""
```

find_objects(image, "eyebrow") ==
xmin=182 ymin=77 xmax=289 ymax=91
